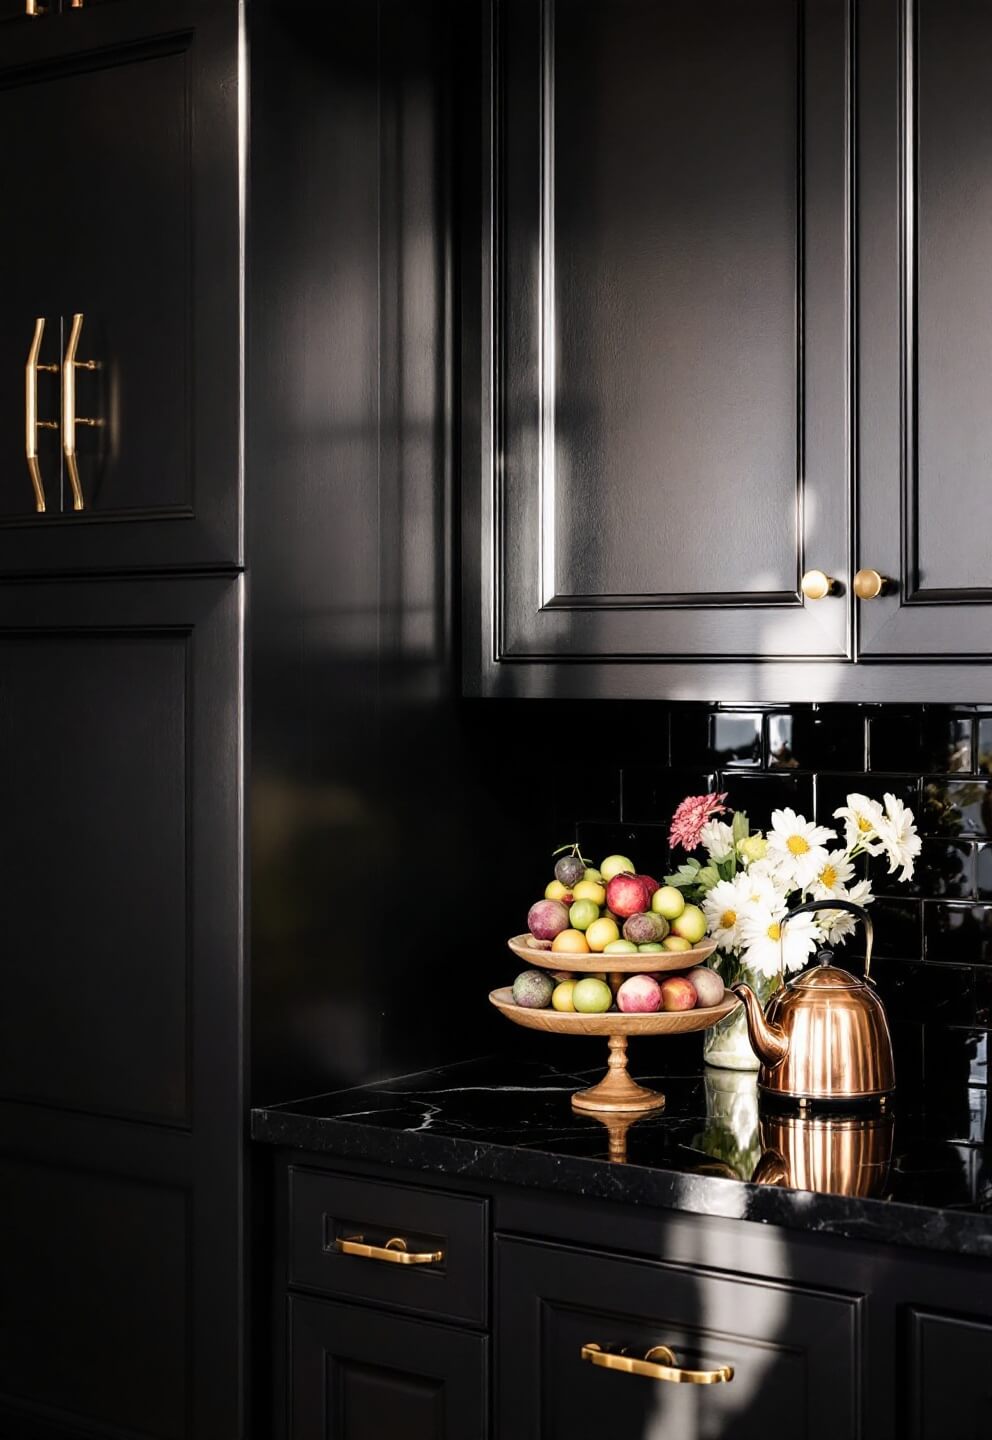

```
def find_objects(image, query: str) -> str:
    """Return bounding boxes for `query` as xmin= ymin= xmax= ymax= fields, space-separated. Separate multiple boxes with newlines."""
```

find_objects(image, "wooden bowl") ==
xmin=489 ymin=987 xmax=738 ymax=1035
xmin=507 ymin=933 xmax=716 ymax=974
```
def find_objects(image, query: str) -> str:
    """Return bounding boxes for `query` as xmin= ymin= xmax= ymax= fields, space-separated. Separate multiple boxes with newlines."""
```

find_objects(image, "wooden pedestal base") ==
xmin=571 ymin=1034 xmax=667 ymax=1115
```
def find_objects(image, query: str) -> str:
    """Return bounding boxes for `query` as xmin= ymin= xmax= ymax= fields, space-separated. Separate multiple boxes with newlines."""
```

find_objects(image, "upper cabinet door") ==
xmin=859 ymin=0 xmax=992 ymax=657
xmin=0 ymin=0 xmax=241 ymax=573
xmin=465 ymin=0 xmax=853 ymax=691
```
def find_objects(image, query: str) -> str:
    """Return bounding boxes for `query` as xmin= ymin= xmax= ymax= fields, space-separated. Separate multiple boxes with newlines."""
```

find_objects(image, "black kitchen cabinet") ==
xmin=0 ymin=576 xmax=243 ymax=1439
xmin=496 ymin=1236 xmax=858 ymax=1440
xmin=463 ymin=0 xmax=992 ymax=700
xmin=0 ymin=0 xmax=240 ymax=572
xmin=289 ymin=1298 xmax=488 ymax=1440
xmin=906 ymin=1310 xmax=992 ymax=1440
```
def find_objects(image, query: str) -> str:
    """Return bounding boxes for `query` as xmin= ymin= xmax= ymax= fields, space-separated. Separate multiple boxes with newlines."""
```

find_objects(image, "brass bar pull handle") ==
xmin=334 ymin=1234 xmax=444 ymax=1266
xmin=62 ymin=312 xmax=101 ymax=512
xmin=581 ymin=1343 xmax=734 ymax=1386
xmin=25 ymin=318 xmax=59 ymax=514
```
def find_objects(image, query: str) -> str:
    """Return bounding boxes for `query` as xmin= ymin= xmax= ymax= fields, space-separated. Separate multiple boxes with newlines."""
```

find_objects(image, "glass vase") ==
xmin=702 ymin=955 xmax=781 ymax=1071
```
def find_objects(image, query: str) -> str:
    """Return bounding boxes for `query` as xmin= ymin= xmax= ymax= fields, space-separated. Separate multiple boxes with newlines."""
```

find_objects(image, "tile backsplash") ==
xmin=546 ymin=702 xmax=991 ymax=1093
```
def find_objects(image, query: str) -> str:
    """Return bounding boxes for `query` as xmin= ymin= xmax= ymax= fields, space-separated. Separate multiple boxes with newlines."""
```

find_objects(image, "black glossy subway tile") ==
xmin=924 ymin=1027 xmax=990 ymax=1090
xmin=620 ymin=769 xmax=717 ymax=826
xmin=871 ymin=958 xmax=977 ymax=1027
xmin=575 ymin=821 xmax=669 ymax=876
xmin=868 ymin=709 xmax=974 ymax=774
xmin=975 ymin=844 xmax=992 ymax=901
xmin=924 ymin=902 xmax=992 ymax=966
xmin=870 ymin=898 xmax=923 ymax=959
xmin=890 ymin=1021 xmax=925 ymax=1091
xmin=553 ymin=765 xmax=621 ymax=827
xmin=717 ymin=771 xmax=813 ymax=830
xmin=975 ymin=969 xmax=992 ymax=1027
xmin=814 ymin=774 xmax=921 ymax=831
xmin=710 ymin=711 xmax=762 ymax=767
xmin=923 ymin=778 xmax=992 ymax=838
xmin=868 ymin=839 xmax=974 ymax=901
xmin=978 ymin=715 xmax=992 ymax=775
xmin=766 ymin=705 xmax=866 ymax=772
xmin=668 ymin=705 xmax=716 ymax=768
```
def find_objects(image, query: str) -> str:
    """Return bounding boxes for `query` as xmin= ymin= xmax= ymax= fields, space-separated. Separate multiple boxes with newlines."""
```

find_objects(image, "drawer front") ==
xmin=906 ymin=1308 xmax=992 ymax=1440
xmin=496 ymin=1236 xmax=861 ymax=1440
xmin=289 ymin=1296 xmax=488 ymax=1440
xmin=289 ymin=1167 xmax=488 ymax=1326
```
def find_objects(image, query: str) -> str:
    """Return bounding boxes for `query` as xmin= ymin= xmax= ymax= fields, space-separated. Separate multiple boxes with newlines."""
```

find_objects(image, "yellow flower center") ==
xmin=767 ymin=921 xmax=782 ymax=941
xmin=857 ymin=815 xmax=873 ymax=832
xmin=787 ymin=835 xmax=810 ymax=856
xmin=720 ymin=909 xmax=737 ymax=929
xmin=820 ymin=865 xmax=837 ymax=889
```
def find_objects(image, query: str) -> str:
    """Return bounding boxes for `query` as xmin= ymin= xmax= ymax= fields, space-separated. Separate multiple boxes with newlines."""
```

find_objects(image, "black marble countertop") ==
xmin=251 ymin=1056 xmax=992 ymax=1259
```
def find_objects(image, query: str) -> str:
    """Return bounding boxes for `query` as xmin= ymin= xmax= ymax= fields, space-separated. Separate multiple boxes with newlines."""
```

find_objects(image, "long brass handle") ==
xmin=853 ymin=568 xmax=888 ymax=600
xmin=62 ymin=312 xmax=101 ymax=512
xmin=800 ymin=569 xmax=837 ymax=600
xmin=25 ymin=318 xmax=59 ymax=514
xmin=334 ymin=1234 xmax=444 ymax=1266
xmin=581 ymin=1343 xmax=733 ymax=1386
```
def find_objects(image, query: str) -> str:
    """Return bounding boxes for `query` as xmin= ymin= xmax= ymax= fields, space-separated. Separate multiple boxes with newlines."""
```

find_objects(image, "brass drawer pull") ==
xmin=334 ymin=1234 xmax=444 ymax=1266
xmin=581 ymin=1342 xmax=734 ymax=1385
xmin=853 ymin=568 xmax=889 ymax=600
xmin=62 ymin=312 xmax=101 ymax=512
xmin=25 ymin=317 xmax=59 ymax=514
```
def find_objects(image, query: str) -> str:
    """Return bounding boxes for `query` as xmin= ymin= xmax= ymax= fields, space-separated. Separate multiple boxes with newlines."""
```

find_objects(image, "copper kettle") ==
xmin=733 ymin=899 xmax=895 ymax=1104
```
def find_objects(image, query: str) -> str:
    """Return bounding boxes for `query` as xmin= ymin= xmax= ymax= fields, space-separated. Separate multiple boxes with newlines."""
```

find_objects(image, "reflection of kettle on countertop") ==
xmin=733 ymin=900 xmax=896 ymax=1105
xmin=751 ymin=1110 xmax=895 ymax=1199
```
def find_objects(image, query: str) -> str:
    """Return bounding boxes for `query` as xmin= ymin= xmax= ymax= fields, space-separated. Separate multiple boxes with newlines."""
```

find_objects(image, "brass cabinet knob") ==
xmin=800 ymin=569 xmax=836 ymax=601
xmin=853 ymin=568 xmax=887 ymax=600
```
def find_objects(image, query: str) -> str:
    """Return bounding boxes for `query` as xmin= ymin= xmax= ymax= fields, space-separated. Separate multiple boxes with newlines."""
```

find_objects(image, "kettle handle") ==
xmin=780 ymin=899 xmax=874 ymax=981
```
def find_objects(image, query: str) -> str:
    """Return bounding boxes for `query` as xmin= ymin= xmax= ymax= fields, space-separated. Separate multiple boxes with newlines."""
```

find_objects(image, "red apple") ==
xmin=636 ymin=873 xmax=660 ymax=899
xmin=605 ymin=873 xmax=650 ymax=918
xmin=660 ymin=976 xmax=697 ymax=1012
xmin=616 ymin=975 xmax=662 ymax=1013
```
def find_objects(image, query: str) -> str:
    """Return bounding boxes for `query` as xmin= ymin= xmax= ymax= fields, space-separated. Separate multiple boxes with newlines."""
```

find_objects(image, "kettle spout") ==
xmin=732 ymin=984 xmax=790 ymax=1069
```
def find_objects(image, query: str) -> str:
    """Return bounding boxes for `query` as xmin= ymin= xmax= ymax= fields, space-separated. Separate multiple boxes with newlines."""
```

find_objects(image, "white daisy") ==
xmin=817 ymin=878 xmax=875 ymax=945
xmin=740 ymin=904 xmax=820 ymax=978
xmin=876 ymin=792 xmax=921 ymax=883
xmin=766 ymin=809 xmax=834 ymax=890
xmin=699 ymin=819 xmax=735 ymax=863
xmin=810 ymin=850 xmax=856 ymax=901
xmin=833 ymin=793 xmax=886 ymax=855
xmin=702 ymin=875 xmax=751 ymax=953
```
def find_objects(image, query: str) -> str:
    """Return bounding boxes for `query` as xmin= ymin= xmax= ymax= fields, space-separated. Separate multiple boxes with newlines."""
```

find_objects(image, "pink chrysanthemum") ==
xmin=669 ymin=792 xmax=729 ymax=852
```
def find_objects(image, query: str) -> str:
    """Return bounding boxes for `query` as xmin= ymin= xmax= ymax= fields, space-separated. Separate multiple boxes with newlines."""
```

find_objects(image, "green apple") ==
xmin=572 ymin=977 xmax=613 ymax=1013
xmin=651 ymin=885 xmax=686 ymax=920
xmin=671 ymin=903 xmax=707 ymax=944
xmin=569 ymin=898 xmax=600 ymax=932
xmin=603 ymin=939 xmax=638 ymax=954
xmin=582 ymin=866 xmax=604 ymax=884
xmin=600 ymin=854 xmax=636 ymax=882
xmin=662 ymin=936 xmax=692 ymax=953
xmin=638 ymin=942 xmax=665 ymax=953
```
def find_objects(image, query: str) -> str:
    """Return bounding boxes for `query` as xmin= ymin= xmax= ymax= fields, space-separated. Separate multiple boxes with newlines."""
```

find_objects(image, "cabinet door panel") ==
xmin=289 ymin=1297 xmax=487 ymax=1440
xmin=905 ymin=1308 xmax=992 ymax=1440
xmin=0 ymin=576 xmax=244 ymax=1438
xmin=859 ymin=0 xmax=992 ymax=656
xmin=0 ymin=0 xmax=240 ymax=572
xmin=496 ymin=1236 xmax=860 ymax=1440
xmin=468 ymin=0 xmax=852 ymax=684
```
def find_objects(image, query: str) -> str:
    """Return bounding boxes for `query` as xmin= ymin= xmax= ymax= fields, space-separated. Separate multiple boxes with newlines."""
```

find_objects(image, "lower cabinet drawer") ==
xmin=289 ymin=1296 xmax=488 ymax=1440
xmin=289 ymin=1166 xmax=488 ymax=1325
xmin=496 ymin=1236 xmax=861 ymax=1440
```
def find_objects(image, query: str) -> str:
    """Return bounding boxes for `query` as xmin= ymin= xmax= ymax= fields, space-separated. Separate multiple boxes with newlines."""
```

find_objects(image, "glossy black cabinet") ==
xmin=0 ymin=0 xmax=240 ymax=572
xmin=463 ymin=0 xmax=992 ymax=700
xmin=0 ymin=576 xmax=243 ymax=1439
xmin=289 ymin=1299 xmax=488 ymax=1440
xmin=497 ymin=1236 xmax=858 ymax=1440
xmin=906 ymin=1310 xmax=992 ymax=1440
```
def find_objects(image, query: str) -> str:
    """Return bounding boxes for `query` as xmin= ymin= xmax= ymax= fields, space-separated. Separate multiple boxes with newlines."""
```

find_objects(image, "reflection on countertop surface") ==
xmin=252 ymin=1055 xmax=992 ymax=1258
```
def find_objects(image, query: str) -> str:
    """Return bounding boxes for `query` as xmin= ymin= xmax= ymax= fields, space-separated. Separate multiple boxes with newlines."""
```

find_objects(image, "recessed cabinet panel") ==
xmin=473 ymin=0 xmax=852 ymax=677
xmin=859 ymin=0 xmax=992 ymax=657
xmin=0 ymin=0 xmax=240 ymax=572
xmin=0 ymin=1155 xmax=187 ymax=1440
xmin=905 ymin=1308 xmax=992 ymax=1439
xmin=0 ymin=632 xmax=188 ymax=1124
xmin=496 ymin=1236 xmax=860 ymax=1440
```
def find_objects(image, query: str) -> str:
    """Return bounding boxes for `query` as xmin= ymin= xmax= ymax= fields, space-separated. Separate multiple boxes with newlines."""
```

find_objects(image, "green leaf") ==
xmin=696 ymin=865 xmax=721 ymax=891
xmin=732 ymin=809 xmax=750 ymax=845
xmin=664 ymin=863 xmax=701 ymax=890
